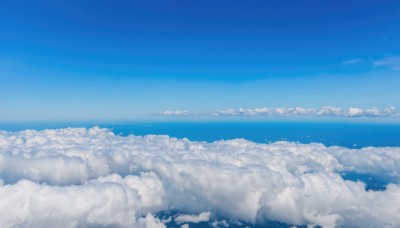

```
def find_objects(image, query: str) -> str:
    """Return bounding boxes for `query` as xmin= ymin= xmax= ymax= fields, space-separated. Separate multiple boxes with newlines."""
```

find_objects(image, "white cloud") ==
xmin=0 ymin=176 xmax=144 ymax=227
xmin=175 ymin=212 xmax=211 ymax=224
xmin=373 ymin=56 xmax=400 ymax=70
xmin=160 ymin=110 xmax=192 ymax=116
xmin=211 ymin=220 xmax=230 ymax=227
xmin=342 ymin=58 xmax=363 ymax=65
xmin=158 ymin=106 xmax=397 ymax=118
xmin=316 ymin=106 xmax=343 ymax=116
xmin=347 ymin=107 xmax=364 ymax=117
xmin=0 ymin=127 xmax=400 ymax=227
xmin=138 ymin=213 xmax=166 ymax=228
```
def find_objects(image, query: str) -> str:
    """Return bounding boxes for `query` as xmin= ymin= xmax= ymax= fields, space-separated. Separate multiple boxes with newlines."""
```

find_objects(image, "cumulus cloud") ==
xmin=347 ymin=107 xmax=364 ymax=117
xmin=373 ymin=56 xmax=400 ymax=70
xmin=175 ymin=212 xmax=211 ymax=224
xmin=137 ymin=214 xmax=166 ymax=228
xmin=1 ymin=127 xmax=400 ymax=227
xmin=158 ymin=106 xmax=397 ymax=118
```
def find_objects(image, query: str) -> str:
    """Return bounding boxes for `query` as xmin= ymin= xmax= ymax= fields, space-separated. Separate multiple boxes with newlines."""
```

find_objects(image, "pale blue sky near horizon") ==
xmin=1 ymin=0 xmax=400 ymax=122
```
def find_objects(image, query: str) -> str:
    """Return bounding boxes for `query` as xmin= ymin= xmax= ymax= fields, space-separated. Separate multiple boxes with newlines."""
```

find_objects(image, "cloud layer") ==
xmin=1 ymin=127 xmax=400 ymax=227
xmin=159 ymin=106 xmax=397 ymax=117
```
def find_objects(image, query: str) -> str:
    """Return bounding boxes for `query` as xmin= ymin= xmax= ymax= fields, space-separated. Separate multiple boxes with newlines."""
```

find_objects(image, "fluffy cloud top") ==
xmin=1 ymin=127 xmax=400 ymax=227
xmin=159 ymin=106 xmax=397 ymax=117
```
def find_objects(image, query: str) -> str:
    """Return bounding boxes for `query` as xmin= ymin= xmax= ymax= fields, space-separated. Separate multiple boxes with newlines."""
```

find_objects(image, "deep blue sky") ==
xmin=1 ymin=0 xmax=400 ymax=121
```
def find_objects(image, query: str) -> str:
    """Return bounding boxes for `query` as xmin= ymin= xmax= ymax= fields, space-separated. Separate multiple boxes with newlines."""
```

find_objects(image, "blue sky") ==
xmin=1 ymin=0 xmax=400 ymax=121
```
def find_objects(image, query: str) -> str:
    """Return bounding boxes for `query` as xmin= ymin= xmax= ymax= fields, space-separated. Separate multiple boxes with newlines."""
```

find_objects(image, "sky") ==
xmin=1 ymin=0 xmax=400 ymax=122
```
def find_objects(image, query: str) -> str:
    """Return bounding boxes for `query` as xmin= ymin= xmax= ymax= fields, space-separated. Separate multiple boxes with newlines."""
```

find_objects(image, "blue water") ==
xmin=1 ymin=121 xmax=400 ymax=148
xmin=103 ymin=122 xmax=400 ymax=149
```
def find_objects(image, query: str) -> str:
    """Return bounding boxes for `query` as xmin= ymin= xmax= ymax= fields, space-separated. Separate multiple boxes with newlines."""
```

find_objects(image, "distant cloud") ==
xmin=160 ymin=110 xmax=191 ymax=116
xmin=373 ymin=56 xmax=400 ymax=70
xmin=1 ymin=127 xmax=400 ymax=227
xmin=158 ymin=106 xmax=397 ymax=118
xmin=342 ymin=58 xmax=363 ymax=65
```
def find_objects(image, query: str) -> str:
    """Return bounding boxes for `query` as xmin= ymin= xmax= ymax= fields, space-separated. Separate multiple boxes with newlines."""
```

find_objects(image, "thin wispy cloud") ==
xmin=342 ymin=55 xmax=400 ymax=71
xmin=158 ymin=106 xmax=397 ymax=118
xmin=373 ymin=56 xmax=400 ymax=70
xmin=342 ymin=58 xmax=363 ymax=65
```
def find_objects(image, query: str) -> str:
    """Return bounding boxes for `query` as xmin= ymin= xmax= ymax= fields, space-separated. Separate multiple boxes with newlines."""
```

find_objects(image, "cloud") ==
xmin=175 ymin=212 xmax=211 ymax=224
xmin=347 ymin=106 xmax=397 ymax=117
xmin=138 ymin=214 xmax=166 ymax=228
xmin=342 ymin=58 xmax=363 ymax=65
xmin=316 ymin=106 xmax=343 ymax=116
xmin=158 ymin=106 xmax=397 ymax=118
xmin=343 ymin=55 xmax=400 ymax=70
xmin=160 ymin=110 xmax=192 ymax=116
xmin=0 ymin=174 xmax=160 ymax=227
xmin=347 ymin=107 xmax=364 ymax=117
xmin=373 ymin=56 xmax=400 ymax=70
xmin=1 ymin=127 xmax=400 ymax=227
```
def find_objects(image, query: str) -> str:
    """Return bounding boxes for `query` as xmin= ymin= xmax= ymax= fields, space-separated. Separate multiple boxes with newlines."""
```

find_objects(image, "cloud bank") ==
xmin=1 ymin=127 xmax=400 ymax=227
xmin=159 ymin=106 xmax=397 ymax=117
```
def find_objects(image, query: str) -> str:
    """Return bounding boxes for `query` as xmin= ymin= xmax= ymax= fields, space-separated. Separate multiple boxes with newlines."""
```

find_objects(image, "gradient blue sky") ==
xmin=1 ymin=0 xmax=400 ymax=121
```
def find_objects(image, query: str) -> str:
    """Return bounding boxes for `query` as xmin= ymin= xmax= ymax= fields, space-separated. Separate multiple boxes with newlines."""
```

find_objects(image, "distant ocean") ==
xmin=2 ymin=121 xmax=400 ymax=148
